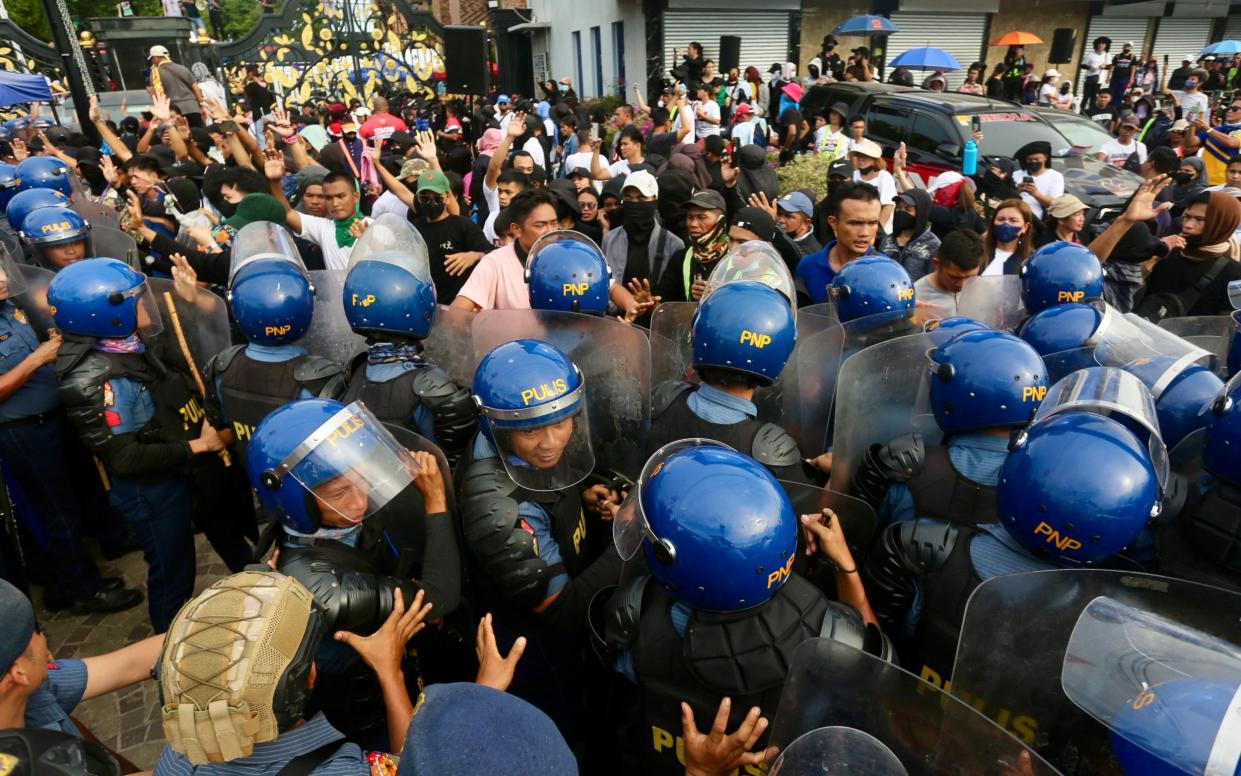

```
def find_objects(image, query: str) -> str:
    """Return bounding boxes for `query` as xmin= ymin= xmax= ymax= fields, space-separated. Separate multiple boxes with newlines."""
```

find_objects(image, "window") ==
xmin=573 ymin=31 xmax=583 ymax=95
xmin=612 ymin=21 xmax=625 ymax=97
xmin=908 ymin=113 xmax=954 ymax=156
xmin=591 ymin=26 xmax=603 ymax=98
xmin=867 ymin=103 xmax=908 ymax=147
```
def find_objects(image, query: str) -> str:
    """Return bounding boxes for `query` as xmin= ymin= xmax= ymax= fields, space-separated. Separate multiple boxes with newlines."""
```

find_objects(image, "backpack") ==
xmin=1132 ymin=257 xmax=1229 ymax=322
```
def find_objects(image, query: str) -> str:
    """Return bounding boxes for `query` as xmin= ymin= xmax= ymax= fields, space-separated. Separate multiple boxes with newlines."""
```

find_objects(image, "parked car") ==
xmin=802 ymin=82 xmax=1140 ymax=224
xmin=1026 ymin=105 xmax=1115 ymax=156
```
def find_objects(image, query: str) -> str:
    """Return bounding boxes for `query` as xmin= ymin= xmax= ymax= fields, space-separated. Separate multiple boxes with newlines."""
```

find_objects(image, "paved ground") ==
xmin=35 ymin=534 xmax=232 ymax=771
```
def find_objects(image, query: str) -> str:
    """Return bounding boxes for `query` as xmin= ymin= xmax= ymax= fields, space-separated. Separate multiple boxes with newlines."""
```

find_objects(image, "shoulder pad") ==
xmin=459 ymin=458 xmax=555 ymax=608
xmin=411 ymin=364 xmax=467 ymax=400
xmin=347 ymin=350 xmax=369 ymax=377
xmin=293 ymin=354 xmax=347 ymax=384
xmin=890 ymin=518 xmax=960 ymax=574
xmin=204 ymin=344 xmax=245 ymax=380
xmin=53 ymin=336 xmax=95 ymax=378
xmin=752 ymin=423 xmax=803 ymax=467
xmin=57 ymin=350 xmax=110 ymax=407
xmin=603 ymin=575 xmax=651 ymax=650
xmin=652 ymin=380 xmax=694 ymax=417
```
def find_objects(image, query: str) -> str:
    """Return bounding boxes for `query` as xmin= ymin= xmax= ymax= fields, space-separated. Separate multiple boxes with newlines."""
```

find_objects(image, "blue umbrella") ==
xmin=833 ymin=14 xmax=900 ymax=35
xmin=889 ymin=47 xmax=961 ymax=71
xmin=1202 ymin=40 xmax=1241 ymax=56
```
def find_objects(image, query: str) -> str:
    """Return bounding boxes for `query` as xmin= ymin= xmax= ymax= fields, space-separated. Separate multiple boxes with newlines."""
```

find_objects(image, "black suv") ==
xmin=803 ymin=82 xmax=1140 ymax=224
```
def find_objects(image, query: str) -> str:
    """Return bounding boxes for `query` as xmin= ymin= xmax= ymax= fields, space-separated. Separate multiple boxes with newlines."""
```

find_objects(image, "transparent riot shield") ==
xmin=147 ymin=277 xmax=233 ymax=368
xmin=801 ymin=302 xmax=838 ymax=324
xmin=649 ymin=301 xmax=697 ymax=387
xmin=14 ymin=264 xmax=54 ymax=340
xmin=91 ymin=224 xmax=139 ymax=269
xmin=421 ymin=304 xmax=477 ymax=388
xmin=950 ymin=569 xmax=1241 ymax=775
xmin=829 ymin=333 xmax=941 ymax=495
xmin=1061 ymin=597 xmax=1241 ymax=776
xmin=956 ymin=276 xmax=1026 ymax=332
xmin=785 ymin=316 xmax=845 ymax=454
xmin=1231 ymin=311 xmax=1241 ymax=379
xmin=1094 ymin=311 xmax=1216 ymax=383
xmin=381 ymin=422 xmax=456 ymax=516
xmin=472 ymin=309 xmax=651 ymax=480
xmin=769 ymin=727 xmax=907 ymax=775
xmin=0 ymin=229 xmax=22 ymax=264
xmin=1158 ymin=315 xmax=1233 ymax=367
xmin=1043 ymin=346 xmax=1097 ymax=384
xmin=769 ymin=638 xmax=1060 ymax=776
xmin=1033 ymin=366 xmax=1169 ymax=491
xmin=301 ymin=270 xmax=368 ymax=367
xmin=779 ymin=480 xmax=876 ymax=566
xmin=69 ymin=191 xmax=120 ymax=230
xmin=840 ymin=312 xmax=926 ymax=363
xmin=230 ymin=221 xmax=305 ymax=283
xmin=701 ymin=241 xmax=797 ymax=307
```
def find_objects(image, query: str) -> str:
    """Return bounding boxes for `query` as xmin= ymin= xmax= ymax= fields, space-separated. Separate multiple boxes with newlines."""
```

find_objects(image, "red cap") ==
xmin=735 ymin=104 xmax=752 ymax=116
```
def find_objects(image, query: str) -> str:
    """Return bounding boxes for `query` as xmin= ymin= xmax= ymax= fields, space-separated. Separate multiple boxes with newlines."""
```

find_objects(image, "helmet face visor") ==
xmin=482 ymin=393 xmax=595 ymax=493
xmin=276 ymin=402 xmax=418 ymax=525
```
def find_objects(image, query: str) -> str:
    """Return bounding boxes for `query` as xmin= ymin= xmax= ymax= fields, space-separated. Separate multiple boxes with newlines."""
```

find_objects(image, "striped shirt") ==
xmin=153 ymin=713 xmax=368 ymax=775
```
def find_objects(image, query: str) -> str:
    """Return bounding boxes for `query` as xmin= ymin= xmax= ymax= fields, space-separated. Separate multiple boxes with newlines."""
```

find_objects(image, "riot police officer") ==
xmin=526 ymin=230 xmax=612 ymax=315
xmin=246 ymin=398 xmax=462 ymax=745
xmin=4 ymin=189 xmax=69 ymax=260
xmin=852 ymin=329 xmax=1049 ymax=529
xmin=603 ymin=441 xmax=888 ymax=775
xmin=13 ymin=156 xmax=72 ymax=198
xmin=18 ymin=206 xmax=89 ymax=271
xmin=0 ymin=163 xmax=18 ymax=231
xmin=863 ymin=367 xmax=1166 ymax=685
xmin=338 ymin=214 xmax=475 ymax=466
xmin=203 ymin=222 xmax=346 ymax=467
xmin=1020 ymin=241 xmax=1106 ymax=316
xmin=50 ymin=258 xmax=227 ymax=632
xmin=458 ymin=338 xmax=624 ymax=733
xmin=0 ymin=249 xmax=140 ymax=613
xmin=646 ymin=281 xmax=812 ymax=483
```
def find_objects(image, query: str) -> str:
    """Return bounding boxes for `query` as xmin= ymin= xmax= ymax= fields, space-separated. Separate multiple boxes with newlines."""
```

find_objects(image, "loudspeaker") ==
xmin=1049 ymin=28 xmax=1076 ymax=65
xmin=443 ymin=25 xmax=489 ymax=95
xmin=719 ymin=35 xmax=741 ymax=73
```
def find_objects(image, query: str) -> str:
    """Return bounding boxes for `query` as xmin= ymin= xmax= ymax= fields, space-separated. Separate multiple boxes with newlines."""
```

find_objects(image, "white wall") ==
xmin=526 ymin=0 xmax=645 ymax=101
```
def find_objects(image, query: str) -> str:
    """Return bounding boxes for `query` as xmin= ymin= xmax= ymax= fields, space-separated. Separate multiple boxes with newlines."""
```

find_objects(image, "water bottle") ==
xmin=962 ymin=137 xmax=978 ymax=177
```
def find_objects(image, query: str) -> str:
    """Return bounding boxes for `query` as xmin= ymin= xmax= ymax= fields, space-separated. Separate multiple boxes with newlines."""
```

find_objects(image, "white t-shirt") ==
xmin=484 ymin=211 xmax=500 ymax=245
xmin=371 ymin=190 xmax=408 ymax=220
xmin=562 ymin=150 xmax=594 ymax=177
xmin=1039 ymin=83 xmax=1059 ymax=105
xmin=1011 ymin=168 xmax=1065 ymax=219
xmin=1098 ymin=138 xmax=1147 ymax=168
xmin=521 ymin=137 xmax=546 ymax=172
xmin=818 ymin=128 xmax=849 ymax=159
xmin=983 ymin=248 xmax=1014 ymax=276
xmin=694 ymin=101 xmax=721 ymax=139
xmin=1181 ymin=91 xmax=1210 ymax=123
xmin=297 ymin=213 xmax=368 ymax=270
xmin=914 ymin=273 xmax=960 ymax=315
xmin=1082 ymin=50 xmax=1110 ymax=78
xmin=854 ymin=169 xmax=896 ymax=205
xmin=672 ymin=110 xmax=695 ymax=142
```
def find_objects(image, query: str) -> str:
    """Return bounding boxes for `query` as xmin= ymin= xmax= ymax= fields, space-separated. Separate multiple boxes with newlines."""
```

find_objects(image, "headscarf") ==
xmin=660 ymin=144 xmax=712 ymax=190
xmin=476 ymin=128 xmax=502 ymax=156
xmin=1186 ymin=191 xmax=1241 ymax=259
xmin=782 ymin=62 xmax=797 ymax=81
xmin=291 ymin=164 xmax=329 ymax=211
xmin=190 ymin=62 xmax=217 ymax=84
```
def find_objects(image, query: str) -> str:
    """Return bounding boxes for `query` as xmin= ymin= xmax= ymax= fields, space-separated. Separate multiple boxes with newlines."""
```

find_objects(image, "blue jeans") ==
xmin=108 ymin=475 xmax=195 ymax=632
xmin=0 ymin=413 xmax=107 ymax=599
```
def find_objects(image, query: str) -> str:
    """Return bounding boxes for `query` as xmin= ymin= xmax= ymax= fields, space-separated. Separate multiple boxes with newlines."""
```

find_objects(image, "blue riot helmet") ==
xmin=229 ymin=260 xmax=314 ymax=345
xmin=613 ymin=439 xmax=798 ymax=611
xmin=525 ymin=230 xmax=611 ymax=314
xmin=929 ymin=330 xmax=1048 ymax=434
xmin=829 ymin=256 xmax=914 ymax=324
xmin=1203 ymin=373 xmax=1241 ymax=488
xmin=923 ymin=316 xmax=990 ymax=348
xmin=1018 ymin=301 xmax=1104 ymax=381
xmin=471 ymin=339 xmax=594 ymax=491
xmin=247 ymin=399 xmax=419 ymax=533
xmin=4 ymin=189 xmax=69 ymax=235
xmin=1230 ymin=311 xmax=1241 ymax=379
xmin=14 ymin=156 xmax=72 ymax=197
xmin=1020 ymin=241 xmax=1104 ymax=315
xmin=343 ymin=212 xmax=436 ymax=338
xmin=3 ymin=118 xmax=27 ymax=135
xmin=999 ymin=412 xmax=1161 ymax=565
xmin=31 ymin=117 xmax=53 ymax=131
xmin=19 ymin=206 xmax=90 ymax=270
xmin=691 ymin=281 xmax=796 ymax=386
xmin=1122 ymin=357 xmax=1223 ymax=450
xmin=47 ymin=257 xmax=163 ymax=339
xmin=0 ymin=163 xmax=18 ymax=212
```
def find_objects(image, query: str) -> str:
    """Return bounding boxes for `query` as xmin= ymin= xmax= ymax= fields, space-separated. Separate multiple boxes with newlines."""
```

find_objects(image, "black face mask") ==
xmin=622 ymin=200 xmax=657 ymax=234
xmin=1023 ymin=160 xmax=1043 ymax=174
xmin=418 ymin=198 xmax=446 ymax=219
xmin=892 ymin=211 xmax=916 ymax=233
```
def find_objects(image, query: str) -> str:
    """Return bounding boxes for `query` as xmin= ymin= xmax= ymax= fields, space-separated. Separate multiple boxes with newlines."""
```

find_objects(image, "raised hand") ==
xmin=1122 ymin=174 xmax=1173 ymax=223
xmin=150 ymin=93 xmax=172 ymax=123
xmin=681 ymin=698 xmax=772 ymax=776
xmin=88 ymin=94 xmax=100 ymax=124
xmin=11 ymin=138 xmax=27 ymax=162
xmin=100 ymin=155 xmax=118 ymax=186
xmin=474 ymin=613 xmax=526 ymax=692
xmin=262 ymin=147 xmax=286 ymax=181
xmin=506 ymin=111 xmax=527 ymax=138
xmin=413 ymin=130 xmax=437 ymax=162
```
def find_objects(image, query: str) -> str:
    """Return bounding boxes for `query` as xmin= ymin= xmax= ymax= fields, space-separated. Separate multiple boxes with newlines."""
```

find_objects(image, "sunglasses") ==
xmin=1229 ymin=105 xmax=1241 ymax=111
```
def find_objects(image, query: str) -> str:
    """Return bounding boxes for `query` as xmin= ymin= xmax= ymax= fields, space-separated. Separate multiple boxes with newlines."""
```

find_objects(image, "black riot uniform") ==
xmin=852 ymin=433 xmax=999 ymax=528
xmin=341 ymin=355 xmax=476 ymax=466
xmin=1152 ymin=474 xmax=1241 ymax=593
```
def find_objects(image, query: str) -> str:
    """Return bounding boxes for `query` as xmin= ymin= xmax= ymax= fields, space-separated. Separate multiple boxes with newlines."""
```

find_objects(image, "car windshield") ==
xmin=1043 ymin=112 xmax=1114 ymax=154
xmin=954 ymin=111 xmax=1072 ymax=158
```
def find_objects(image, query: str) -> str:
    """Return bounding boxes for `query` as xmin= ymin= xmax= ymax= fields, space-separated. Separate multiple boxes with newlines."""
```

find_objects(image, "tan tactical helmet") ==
xmin=158 ymin=572 xmax=324 ymax=765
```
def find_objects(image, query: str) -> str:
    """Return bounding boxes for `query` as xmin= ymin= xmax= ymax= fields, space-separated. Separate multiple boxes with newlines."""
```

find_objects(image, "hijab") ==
xmin=1186 ymin=191 xmax=1241 ymax=259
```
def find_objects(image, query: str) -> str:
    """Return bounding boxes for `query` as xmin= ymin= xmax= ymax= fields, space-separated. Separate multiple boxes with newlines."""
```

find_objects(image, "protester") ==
xmin=913 ymin=229 xmax=985 ymax=314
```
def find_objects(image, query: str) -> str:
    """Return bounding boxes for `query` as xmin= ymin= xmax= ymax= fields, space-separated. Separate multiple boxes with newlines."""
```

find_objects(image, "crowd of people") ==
xmin=0 ymin=33 xmax=1235 ymax=776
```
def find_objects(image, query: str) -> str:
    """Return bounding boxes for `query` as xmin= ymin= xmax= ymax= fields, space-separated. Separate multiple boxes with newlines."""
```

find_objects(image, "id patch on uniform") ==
xmin=12 ymin=308 xmax=25 ymax=325
xmin=103 ymin=381 xmax=122 ymax=427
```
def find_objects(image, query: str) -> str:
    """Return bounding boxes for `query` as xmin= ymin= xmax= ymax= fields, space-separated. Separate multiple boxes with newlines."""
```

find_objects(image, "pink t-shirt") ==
xmin=456 ymin=243 xmax=531 ymax=310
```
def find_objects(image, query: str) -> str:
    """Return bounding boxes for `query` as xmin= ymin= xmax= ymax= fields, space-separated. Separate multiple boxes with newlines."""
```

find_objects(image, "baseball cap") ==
xmin=776 ymin=191 xmax=814 ymax=218
xmin=340 ymin=121 xmax=358 ymax=134
xmin=850 ymin=138 xmax=883 ymax=159
xmin=548 ymin=178 xmax=581 ymax=215
xmin=828 ymin=158 xmax=853 ymax=179
xmin=496 ymin=94 xmax=511 ymax=105
xmin=398 ymin=158 xmax=429 ymax=180
xmin=1044 ymin=68 xmax=1060 ymax=78
xmin=147 ymin=45 xmax=170 ymax=60
xmin=0 ymin=579 xmax=35 ymax=670
xmin=1171 ymin=118 xmax=1191 ymax=132
xmin=1047 ymin=193 xmax=1088 ymax=219
xmin=683 ymin=189 xmax=727 ymax=212
xmin=416 ymin=169 xmax=450 ymax=195
xmin=730 ymin=207 xmax=776 ymax=241
xmin=704 ymin=135 xmax=727 ymax=156
xmin=734 ymin=103 xmax=752 ymax=116
xmin=622 ymin=169 xmax=658 ymax=198
xmin=1119 ymin=115 xmax=1141 ymax=129
xmin=1184 ymin=53 xmax=1197 ymax=62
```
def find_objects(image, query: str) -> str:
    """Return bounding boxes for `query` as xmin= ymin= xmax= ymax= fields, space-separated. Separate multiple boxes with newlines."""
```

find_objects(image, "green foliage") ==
xmin=6 ymin=0 xmax=164 ymax=43
xmin=776 ymin=152 xmax=832 ymax=200
xmin=219 ymin=0 xmax=261 ymax=41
